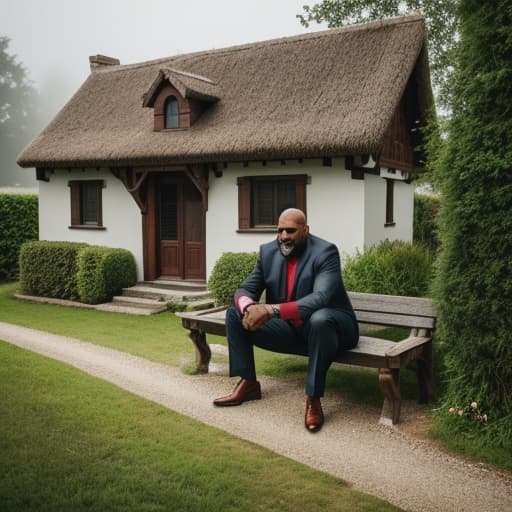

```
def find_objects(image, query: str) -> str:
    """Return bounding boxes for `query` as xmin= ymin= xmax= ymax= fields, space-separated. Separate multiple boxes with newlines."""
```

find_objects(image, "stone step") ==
xmin=112 ymin=296 xmax=168 ymax=308
xmin=95 ymin=302 xmax=167 ymax=316
xmin=110 ymin=280 xmax=216 ymax=315
xmin=122 ymin=285 xmax=211 ymax=302
xmin=141 ymin=280 xmax=208 ymax=292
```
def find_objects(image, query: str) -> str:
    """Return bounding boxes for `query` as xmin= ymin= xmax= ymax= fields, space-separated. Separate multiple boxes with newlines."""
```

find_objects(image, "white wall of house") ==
xmin=363 ymin=173 xmax=414 ymax=249
xmin=38 ymin=161 xmax=414 ymax=284
xmin=206 ymin=158 xmax=367 ymax=277
xmin=38 ymin=169 xmax=145 ymax=280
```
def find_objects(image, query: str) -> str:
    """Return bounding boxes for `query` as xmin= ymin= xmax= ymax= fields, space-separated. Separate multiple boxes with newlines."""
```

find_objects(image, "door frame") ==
xmin=143 ymin=171 xmax=206 ymax=281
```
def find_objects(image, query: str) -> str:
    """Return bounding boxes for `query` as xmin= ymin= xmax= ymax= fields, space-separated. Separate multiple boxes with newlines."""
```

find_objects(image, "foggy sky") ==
xmin=0 ymin=0 xmax=321 ymax=188
xmin=2 ymin=0 xmax=318 ymax=112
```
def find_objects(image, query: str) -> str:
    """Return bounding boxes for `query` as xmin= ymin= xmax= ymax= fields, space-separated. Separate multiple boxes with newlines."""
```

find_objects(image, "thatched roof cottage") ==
xmin=18 ymin=15 xmax=434 ymax=283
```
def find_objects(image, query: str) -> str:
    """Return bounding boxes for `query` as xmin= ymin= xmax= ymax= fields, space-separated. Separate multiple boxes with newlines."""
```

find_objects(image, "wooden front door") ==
xmin=158 ymin=176 xmax=205 ymax=280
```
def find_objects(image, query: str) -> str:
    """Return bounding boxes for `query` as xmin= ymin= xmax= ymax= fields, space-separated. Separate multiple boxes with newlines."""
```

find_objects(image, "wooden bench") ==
xmin=176 ymin=291 xmax=437 ymax=424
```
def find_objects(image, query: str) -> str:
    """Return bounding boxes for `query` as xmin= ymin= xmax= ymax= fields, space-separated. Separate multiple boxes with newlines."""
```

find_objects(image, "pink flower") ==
xmin=471 ymin=402 xmax=478 ymax=409
xmin=482 ymin=414 xmax=488 ymax=422
xmin=458 ymin=409 xmax=464 ymax=416
xmin=449 ymin=407 xmax=456 ymax=414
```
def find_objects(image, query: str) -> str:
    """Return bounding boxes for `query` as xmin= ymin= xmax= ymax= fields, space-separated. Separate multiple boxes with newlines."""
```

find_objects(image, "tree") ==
xmin=0 ymin=36 xmax=38 ymax=188
xmin=432 ymin=0 xmax=512 ymax=447
xmin=297 ymin=1 xmax=458 ymax=108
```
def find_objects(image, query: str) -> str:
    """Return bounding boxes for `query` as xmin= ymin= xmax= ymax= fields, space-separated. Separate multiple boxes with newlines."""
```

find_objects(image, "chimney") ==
xmin=89 ymin=55 xmax=120 ymax=71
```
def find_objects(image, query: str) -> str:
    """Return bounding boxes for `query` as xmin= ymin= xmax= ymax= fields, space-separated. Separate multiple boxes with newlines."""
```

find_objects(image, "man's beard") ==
xmin=278 ymin=237 xmax=307 ymax=258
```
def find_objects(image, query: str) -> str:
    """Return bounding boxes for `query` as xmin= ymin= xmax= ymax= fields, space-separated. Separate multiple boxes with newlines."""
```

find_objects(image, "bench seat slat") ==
xmin=334 ymin=336 xmax=392 ymax=368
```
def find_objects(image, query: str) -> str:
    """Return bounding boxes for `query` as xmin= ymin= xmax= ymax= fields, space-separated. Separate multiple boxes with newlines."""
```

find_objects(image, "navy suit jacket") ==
xmin=235 ymin=234 xmax=357 ymax=329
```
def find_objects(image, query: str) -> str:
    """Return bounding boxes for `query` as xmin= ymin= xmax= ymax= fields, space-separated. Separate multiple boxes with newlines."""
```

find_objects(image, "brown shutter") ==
xmin=69 ymin=181 xmax=81 ymax=225
xmin=96 ymin=182 xmax=103 ymax=227
xmin=237 ymin=177 xmax=251 ymax=229
xmin=385 ymin=179 xmax=395 ymax=225
xmin=295 ymin=174 xmax=307 ymax=214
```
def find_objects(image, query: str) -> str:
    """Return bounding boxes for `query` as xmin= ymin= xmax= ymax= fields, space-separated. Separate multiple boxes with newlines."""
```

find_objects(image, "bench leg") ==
xmin=189 ymin=329 xmax=211 ymax=374
xmin=416 ymin=340 xmax=434 ymax=404
xmin=378 ymin=368 xmax=401 ymax=425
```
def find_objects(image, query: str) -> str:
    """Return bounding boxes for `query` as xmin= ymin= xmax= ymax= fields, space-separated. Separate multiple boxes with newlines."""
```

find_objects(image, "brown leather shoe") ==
xmin=213 ymin=379 xmax=261 ymax=406
xmin=305 ymin=396 xmax=324 ymax=432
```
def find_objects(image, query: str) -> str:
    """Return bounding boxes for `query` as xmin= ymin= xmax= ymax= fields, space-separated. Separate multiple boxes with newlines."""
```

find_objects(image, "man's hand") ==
xmin=242 ymin=304 xmax=273 ymax=331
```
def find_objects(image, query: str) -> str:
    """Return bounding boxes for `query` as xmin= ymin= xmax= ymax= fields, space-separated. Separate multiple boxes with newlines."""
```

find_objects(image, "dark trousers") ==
xmin=225 ymin=305 xmax=359 ymax=397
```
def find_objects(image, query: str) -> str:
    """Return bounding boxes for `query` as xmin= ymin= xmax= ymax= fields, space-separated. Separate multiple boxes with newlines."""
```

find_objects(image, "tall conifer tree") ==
xmin=434 ymin=0 xmax=512 ymax=442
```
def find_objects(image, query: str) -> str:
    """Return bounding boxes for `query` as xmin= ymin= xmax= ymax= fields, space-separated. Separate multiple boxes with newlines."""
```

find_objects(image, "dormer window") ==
xmin=165 ymin=97 xmax=179 ymax=129
xmin=143 ymin=67 xmax=219 ymax=132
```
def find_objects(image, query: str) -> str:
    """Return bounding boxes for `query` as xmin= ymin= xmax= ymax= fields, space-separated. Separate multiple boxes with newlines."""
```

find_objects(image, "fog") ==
xmin=0 ymin=0 xmax=320 ymax=188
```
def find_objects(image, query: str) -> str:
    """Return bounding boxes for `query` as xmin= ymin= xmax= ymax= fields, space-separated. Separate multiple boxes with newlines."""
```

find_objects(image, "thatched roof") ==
xmin=18 ymin=15 xmax=433 ymax=169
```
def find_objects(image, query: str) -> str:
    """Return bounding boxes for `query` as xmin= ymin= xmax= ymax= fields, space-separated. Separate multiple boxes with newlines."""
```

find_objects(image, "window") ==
xmin=164 ymin=97 xmax=179 ymax=129
xmin=237 ymin=174 xmax=307 ymax=230
xmin=385 ymin=178 xmax=395 ymax=226
xmin=69 ymin=180 xmax=104 ymax=229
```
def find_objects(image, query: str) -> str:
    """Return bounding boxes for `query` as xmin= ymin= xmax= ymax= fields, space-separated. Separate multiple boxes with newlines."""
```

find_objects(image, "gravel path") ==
xmin=1 ymin=321 xmax=511 ymax=512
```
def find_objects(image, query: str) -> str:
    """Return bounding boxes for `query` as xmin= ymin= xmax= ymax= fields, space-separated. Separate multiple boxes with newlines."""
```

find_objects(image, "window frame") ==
xmin=237 ymin=174 xmax=307 ymax=231
xmin=69 ymin=180 xmax=105 ymax=230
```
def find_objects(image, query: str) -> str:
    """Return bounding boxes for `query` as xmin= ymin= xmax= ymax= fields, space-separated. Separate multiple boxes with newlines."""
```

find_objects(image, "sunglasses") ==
xmin=277 ymin=227 xmax=298 ymax=234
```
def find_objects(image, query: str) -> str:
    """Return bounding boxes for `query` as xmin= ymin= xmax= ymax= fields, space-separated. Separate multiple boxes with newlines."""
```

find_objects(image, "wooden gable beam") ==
xmin=110 ymin=167 xmax=149 ymax=213
xmin=185 ymin=165 xmax=209 ymax=211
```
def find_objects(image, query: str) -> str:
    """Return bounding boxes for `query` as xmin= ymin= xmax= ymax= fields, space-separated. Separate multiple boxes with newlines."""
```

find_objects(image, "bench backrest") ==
xmin=348 ymin=291 xmax=436 ymax=330
xmin=177 ymin=292 xmax=437 ymax=335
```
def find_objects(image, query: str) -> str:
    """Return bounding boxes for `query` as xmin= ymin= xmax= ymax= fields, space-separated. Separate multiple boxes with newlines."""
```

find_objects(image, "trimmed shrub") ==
xmin=76 ymin=246 xmax=137 ymax=304
xmin=342 ymin=240 xmax=433 ymax=297
xmin=414 ymin=193 xmax=441 ymax=253
xmin=19 ymin=241 xmax=87 ymax=300
xmin=0 ymin=193 xmax=38 ymax=281
xmin=208 ymin=252 xmax=258 ymax=305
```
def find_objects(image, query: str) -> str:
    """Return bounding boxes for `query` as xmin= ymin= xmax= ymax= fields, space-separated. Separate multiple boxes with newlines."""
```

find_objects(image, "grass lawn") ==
xmin=0 ymin=341 xmax=400 ymax=511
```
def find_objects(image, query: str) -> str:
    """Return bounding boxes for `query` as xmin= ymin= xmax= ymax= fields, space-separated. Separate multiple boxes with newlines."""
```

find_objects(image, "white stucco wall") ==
xmin=363 ymin=173 xmax=414 ymax=249
xmin=306 ymin=159 xmax=365 ymax=261
xmin=38 ymin=162 xmax=414 ymax=284
xmin=205 ymin=158 xmax=366 ymax=277
xmin=38 ymin=169 xmax=144 ymax=280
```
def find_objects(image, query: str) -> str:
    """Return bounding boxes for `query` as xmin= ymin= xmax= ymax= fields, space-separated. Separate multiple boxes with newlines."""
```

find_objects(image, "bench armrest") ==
xmin=385 ymin=336 xmax=431 ymax=358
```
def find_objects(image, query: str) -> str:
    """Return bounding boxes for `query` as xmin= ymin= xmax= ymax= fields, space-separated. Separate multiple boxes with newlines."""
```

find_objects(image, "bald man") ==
xmin=213 ymin=209 xmax=359 ymax=432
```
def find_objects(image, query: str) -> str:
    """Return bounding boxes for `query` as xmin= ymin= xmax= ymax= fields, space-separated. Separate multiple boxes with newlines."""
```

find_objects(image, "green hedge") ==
xmin=19 ymin=241 xmax=87 ymax=300
xmin=19 ymin=241 xmax=137 ymax=303
xmin=0 ymin=193 xmax=38 ymax=281
xmin=208 ymin=252 xmax=258 ymax=305
xmin=76 ymin=246 xmax=137 ymax=304
xmin=414 ymin=193 xmax=441 ymax=253
xmin=431 ymin=0 xmax=512 ymax=447
xmin=342 ymin=240 xmax=433 ymax=297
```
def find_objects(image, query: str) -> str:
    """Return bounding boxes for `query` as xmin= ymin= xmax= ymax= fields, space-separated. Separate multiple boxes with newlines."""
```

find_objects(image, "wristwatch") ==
xmin=270 ymin=304 xmax=280 ymax=318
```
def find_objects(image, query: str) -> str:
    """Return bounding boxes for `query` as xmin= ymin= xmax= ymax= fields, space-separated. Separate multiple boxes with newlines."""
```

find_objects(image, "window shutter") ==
xmin=295 ymin=174 xmax=307 ymax=213
xmin=385 ymin=178 xmax=395 ymax=225
xmin=69 ymin=182 xmax=81 ymax=225
xmin=237 ymin=177 xmax=251 ymax=229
